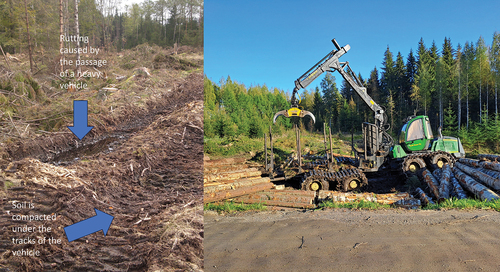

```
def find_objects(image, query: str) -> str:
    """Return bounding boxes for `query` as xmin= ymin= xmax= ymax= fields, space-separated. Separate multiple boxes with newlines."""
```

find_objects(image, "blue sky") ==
xmin=205 ymin=0 xmax=500 ymax=94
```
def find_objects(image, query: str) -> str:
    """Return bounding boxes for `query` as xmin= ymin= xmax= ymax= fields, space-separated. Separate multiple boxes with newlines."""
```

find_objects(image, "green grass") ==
xmin=318 ymin=200 xmax=391 ymax=210
xmin=319 ymin=198 xmax=500 ymax=212
xmin=204 ymin=201 xmax=267 ymax=214
xmin=423 ymin=198 xmax=500 ymax=212
xmin=204 ymin=135 xmax=263 ymax=157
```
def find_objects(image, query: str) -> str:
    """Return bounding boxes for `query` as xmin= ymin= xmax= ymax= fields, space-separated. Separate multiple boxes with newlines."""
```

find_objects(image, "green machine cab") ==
xmin=391 ymin=115 xmax=465 ymax=162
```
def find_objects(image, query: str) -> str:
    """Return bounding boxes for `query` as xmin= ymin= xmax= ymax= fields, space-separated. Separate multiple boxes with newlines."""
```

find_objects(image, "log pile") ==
xmin=203 ymin=157 xmax=273 ymax=203
xmin=205 ymin=153 xmax=500 ymax=209
xmin=416 ymin=155 xmax=500 ymax=204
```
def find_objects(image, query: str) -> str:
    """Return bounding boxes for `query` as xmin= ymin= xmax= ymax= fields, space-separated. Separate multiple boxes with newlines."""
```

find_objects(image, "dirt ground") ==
xmin=1 ymin=55 xmax=204 ymax=272
xmin=205 ymin=208 xmax=500 ymax=271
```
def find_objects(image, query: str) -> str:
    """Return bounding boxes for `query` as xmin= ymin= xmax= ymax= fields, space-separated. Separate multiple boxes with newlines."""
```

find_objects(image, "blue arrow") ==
xmin=64 ymin=208 xmax=114 ymax=242
xmin=67 ymin=100 xmax=93 ymax=140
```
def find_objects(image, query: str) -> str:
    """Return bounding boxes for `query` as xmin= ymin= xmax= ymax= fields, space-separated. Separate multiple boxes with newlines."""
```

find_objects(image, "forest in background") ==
xmin=0 ymin=0 xmax=203 ymax=56
xmin=0 ymin=0 xmax=203 ymax=141
xmin=204 ymin=32 xmax=500 ymax=154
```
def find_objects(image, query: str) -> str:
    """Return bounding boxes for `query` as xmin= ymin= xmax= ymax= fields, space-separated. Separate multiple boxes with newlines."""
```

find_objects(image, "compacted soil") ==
xmin=0 ymin=71 xmax=204 ymax=271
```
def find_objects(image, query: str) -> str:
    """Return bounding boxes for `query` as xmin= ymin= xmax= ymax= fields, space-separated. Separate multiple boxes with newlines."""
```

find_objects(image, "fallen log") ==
xmin=204 ymin=182 xmax=273 ymax=203
xmin=204 ymin=157 xmax=247 ymax=167
xmin=204 ymin=164 xmax=249 ymax=175
xmin=233 ymin=190 xmax=316 ymax=209
xmin=422 ymin=169 xmax=441 ymax=201
xmin=415 ymin=187 xmax=435 ymax=205
xmin=455 ymin=162 xmax=500 ymax=190
xmin=452 ymin=167 xmax=500 ymax=201
xmin=479 ymin=160 xmax=500 ymax=172
xmin=432 ymin=168 xmax=443 ymax=180
xmin=439 ymin=164 xmax=451 ymax=200
xmin=458 ymin=158 xmax=481 ymax=168
xmin=232 ymin=198 xmax=315 ymax=209
xmin=450 ymin=176 xmax=467 ymax=200
xmin=317 ymin=191 xmax=409 ymax=205
xmin=459 ymin=158 xmax=500 ymax=180
xmin=204 ymin=168 xmax=262 ymax=183
xmin=478 ymin=154 xmax=500 ymax=162
xmin=477 ymin=167 xmax=500 ymax=180
xmin=204 ymin=177 xmax=271 ymax=193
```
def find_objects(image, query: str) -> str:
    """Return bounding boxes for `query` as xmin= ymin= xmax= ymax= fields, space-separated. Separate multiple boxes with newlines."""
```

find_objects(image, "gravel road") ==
xmin=205 ymin=209 xmax=500 ymax=271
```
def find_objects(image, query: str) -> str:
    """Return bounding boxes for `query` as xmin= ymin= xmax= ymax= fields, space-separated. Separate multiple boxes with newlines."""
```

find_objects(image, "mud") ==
xmin=50 ymin=135 xmax=125 ymax=166
xmin=0 ymin=73 xmax=204 ymax=271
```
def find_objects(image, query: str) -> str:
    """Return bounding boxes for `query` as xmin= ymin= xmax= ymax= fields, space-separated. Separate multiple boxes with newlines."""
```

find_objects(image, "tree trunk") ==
xmin=458 ymin=71 xmax=461 ymax=131
xmin=486 ymin=82 xmax=489 ymax=116
xmin=440 ymin=85 xmax=443 ymax=128
xmin=75 ymin=0 xmax=80 ymax=75
xmin=0 ymin=45 xmax=12 ymax=71
xmin=466 ymin=62 xmax=469 ymax=129
xmin=60 ymin=0 xmax=64 ymax=73
xmin=65 ymin=0 xmax=69 ymax=36
xmin=479 ymin=61 xmax=482 ymax=123
xmin=24 ymin=0 xmax=33 ymax=73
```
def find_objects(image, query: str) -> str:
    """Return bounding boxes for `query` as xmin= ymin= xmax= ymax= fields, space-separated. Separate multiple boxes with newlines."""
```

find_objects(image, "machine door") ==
xmin=404 ymin=118 xmax=427 ymax=151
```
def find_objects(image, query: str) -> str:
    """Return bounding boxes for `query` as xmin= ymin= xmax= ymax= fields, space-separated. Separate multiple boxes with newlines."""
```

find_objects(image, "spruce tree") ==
xmin=380 ymin=46 xmax=395 ymax=101
xmin=394 ymin=52 xmax=407 ymax=125
xmin=367 ymin=67 xmax=380 ymax=123
xmin=492 ymin=32 xmax=500 ymax=117
xmin=406 ymin=49 xmax=417 ymax=113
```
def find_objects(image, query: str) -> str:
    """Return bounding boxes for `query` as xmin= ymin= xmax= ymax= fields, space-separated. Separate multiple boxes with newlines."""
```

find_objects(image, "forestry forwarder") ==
xmin=272 ymin=38 xmax=465 ymax=192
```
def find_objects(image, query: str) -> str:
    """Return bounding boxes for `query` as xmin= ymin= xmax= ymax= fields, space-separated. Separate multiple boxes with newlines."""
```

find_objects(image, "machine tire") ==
xmin=431 ymin=152 xmax=454 ymax=169
xmin=301 ymin=177 xmax=329 ymax=191
xmin=342 ymin=176 xmax=363 ymax=192
xmin=402 ymin=156 xmax=426 ymax=175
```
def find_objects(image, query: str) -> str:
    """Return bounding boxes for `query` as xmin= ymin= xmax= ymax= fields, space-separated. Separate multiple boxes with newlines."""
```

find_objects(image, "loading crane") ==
xmin=272 ymin=39 xmax=465 ymax=192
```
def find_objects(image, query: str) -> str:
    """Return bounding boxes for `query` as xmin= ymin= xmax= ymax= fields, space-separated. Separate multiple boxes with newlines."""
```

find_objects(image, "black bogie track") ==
xmin=401 ymin=150 xmax=456 ymax=176
xmin=300 ymin=167 xmax=368 ymax=192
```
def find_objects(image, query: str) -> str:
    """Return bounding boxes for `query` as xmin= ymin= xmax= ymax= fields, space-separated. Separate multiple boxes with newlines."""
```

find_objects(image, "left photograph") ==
xmin=0 ymin=0 xmax=204 ymax=271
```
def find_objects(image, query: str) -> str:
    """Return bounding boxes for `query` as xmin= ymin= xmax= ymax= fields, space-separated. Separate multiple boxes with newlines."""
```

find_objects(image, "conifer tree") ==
xmin=492 ymin=32 xmax=500 ymax=117
xmin=394 ymin=52 xmax=407 ymax=125
xmin=367 ymin=67 xmax=380 ymax=123
xmin=406 ymin=49 xmax=417 ymax=112
xmin=455 ymin=43 xmax=463 ymax=130
xmin=380 ymin=46 xmax=395 ymax=101
xmin=476 ymin=37 xmax=488 ymax=123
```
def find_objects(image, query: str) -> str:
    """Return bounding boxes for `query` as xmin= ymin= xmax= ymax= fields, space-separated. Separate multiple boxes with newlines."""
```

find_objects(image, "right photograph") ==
xmin=203 ymin=1 xmax=500 ymax=271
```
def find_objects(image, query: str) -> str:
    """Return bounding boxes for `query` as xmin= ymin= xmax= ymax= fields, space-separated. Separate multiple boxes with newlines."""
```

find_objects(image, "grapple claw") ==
xmin=301 ymin=110 xmax=316 ymax=124
xmin=273 ymin=110 xmax=288 ymax=124
xmin=273 ymin=108 xmax=316 ymax=124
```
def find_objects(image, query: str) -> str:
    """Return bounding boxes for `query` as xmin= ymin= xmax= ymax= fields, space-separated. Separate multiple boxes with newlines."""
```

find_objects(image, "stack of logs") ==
xmin=203 ymin=157 xmax=274 ymax=203
xmin=203 ymin=157 xmax=319 ymax=208
xmin=418 ymin=154 xmax=500 ymax=204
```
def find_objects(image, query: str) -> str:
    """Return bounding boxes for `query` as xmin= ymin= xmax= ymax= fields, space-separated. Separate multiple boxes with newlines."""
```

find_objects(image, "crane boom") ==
xmin=291 ymin=39 xmax=386 ymax=128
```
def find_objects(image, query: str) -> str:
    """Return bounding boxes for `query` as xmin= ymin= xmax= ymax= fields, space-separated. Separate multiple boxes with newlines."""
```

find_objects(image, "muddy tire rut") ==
xmin=1 ymin=73 xmax=204 ymax=271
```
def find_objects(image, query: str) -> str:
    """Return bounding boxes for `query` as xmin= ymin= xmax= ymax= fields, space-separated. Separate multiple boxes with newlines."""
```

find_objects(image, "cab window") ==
xmin=425 ymin=119 xmax=433 ymax=139
xmin=407 ymin=119 xmax=424 ymax=141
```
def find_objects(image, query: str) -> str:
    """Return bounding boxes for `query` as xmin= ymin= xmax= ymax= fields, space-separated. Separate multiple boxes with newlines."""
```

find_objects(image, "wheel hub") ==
xmin=409 ymin=163 xmax=418 ymax=172
xmin=349 ymin=180 xmax=358 ymax=189
xmin=310 ymin=181 xmax=320 ymax=191
xmin=437 ymin=160 xmax=444 ymax=168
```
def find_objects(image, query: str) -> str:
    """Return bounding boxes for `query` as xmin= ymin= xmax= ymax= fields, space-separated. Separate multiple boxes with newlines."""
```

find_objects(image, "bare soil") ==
xmin=0 ymin=59 xmax=204 ymax=272
xmin=205 ymin=208 xmax=500 ymax=271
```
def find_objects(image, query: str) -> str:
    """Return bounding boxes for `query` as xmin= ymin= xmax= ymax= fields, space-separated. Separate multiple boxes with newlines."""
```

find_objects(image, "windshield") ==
xmin=407 ymin=119 xmax=424 ymax=141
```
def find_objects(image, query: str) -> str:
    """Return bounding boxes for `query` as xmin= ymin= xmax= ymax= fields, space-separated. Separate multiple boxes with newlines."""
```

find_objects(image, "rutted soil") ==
xmin=0 ymin=72 xmax=204 ymax=271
